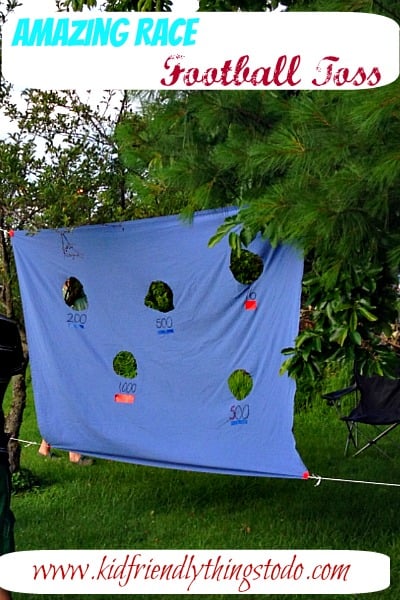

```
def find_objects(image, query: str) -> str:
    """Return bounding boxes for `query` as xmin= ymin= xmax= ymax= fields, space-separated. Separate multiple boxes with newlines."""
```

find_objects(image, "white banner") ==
xmin=2 ymin=11 xmax=399 ymax=90
xmin=0 ymin=549 xmax=390 ymax=594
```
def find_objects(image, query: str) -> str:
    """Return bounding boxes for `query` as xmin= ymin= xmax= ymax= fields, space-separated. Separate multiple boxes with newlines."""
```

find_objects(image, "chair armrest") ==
xmin=322 ymin=383 xmax=357 ymax=406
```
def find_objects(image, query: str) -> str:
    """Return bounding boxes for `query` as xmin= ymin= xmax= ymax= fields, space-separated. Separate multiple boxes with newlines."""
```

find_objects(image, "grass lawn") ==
xmin=5 ymin=381 xmax=400 ymax=599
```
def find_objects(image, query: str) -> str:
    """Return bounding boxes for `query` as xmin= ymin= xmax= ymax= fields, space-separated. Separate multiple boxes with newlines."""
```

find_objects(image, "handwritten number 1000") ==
xmin=119 ymin=382 xmax=137 ymax=394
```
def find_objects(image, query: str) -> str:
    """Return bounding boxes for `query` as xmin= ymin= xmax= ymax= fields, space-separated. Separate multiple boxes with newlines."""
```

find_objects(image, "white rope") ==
xmin=308 ymin=473 xmax=400 ymax=488
xmin=9 ymin=437 xmax=40 ymax=448
xmin=5 ymin=440 xmax=400 ymax=487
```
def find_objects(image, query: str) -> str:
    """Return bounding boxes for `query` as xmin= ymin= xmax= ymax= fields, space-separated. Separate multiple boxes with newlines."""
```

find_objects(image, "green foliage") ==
xmin=55 ymin=0 xmax=172 ymax=10
xmin=199 ymin=0 xmax=268 ymax=10
xmin=1 ymin=88 xmax=139 ymax=229
xmin=113 ymin=351 xmax=138 ymax=378
xmin=116 ymin=90 xmax=285 ymax=217
xmin=229 ymin=249 xmax=263 ymax=285
xmin=281 ymin=263 xmax=400 ymax=380
xmin=55 ymin=0 xmax=397 ymax=11
xmin=117 ymin=67 xmax=400 ymax=380
xmin=228 ymin=369 xmax=253 ymax=400
xmin=11 ymin=467 xmax=41 ymax=495
xmin=208 ymin=214 xmax=242 ymax=248
xmin=144 ymin=281 xmax=174 ymax=313
xmin=209 ymin=218 xmax=263 ymax=284
xmin=198 ymin=0 xmax=391 ymax=11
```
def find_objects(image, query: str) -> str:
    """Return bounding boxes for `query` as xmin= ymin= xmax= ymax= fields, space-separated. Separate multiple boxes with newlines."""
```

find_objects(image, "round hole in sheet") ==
xmin=228 ymin=369 xmax=253 ymax=400
xmin=144 ymin=280 xmax=174 ymax=313
xmin=230 ymin=250 xmax=263 ymax=285
xmin=113 ymin=351 xmax=138 ymax=379
xmin=62 ymin=276 xmax=88 ymax=311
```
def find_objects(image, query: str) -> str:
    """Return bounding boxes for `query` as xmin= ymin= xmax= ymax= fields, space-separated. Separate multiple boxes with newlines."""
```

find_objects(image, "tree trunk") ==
xmin=5 ymin=371 xmax=28 ymax=473
xmin=4 ymin=327 xmax=29 ymax=474
xmin=0 ymin=228 xmax=29 ymax=473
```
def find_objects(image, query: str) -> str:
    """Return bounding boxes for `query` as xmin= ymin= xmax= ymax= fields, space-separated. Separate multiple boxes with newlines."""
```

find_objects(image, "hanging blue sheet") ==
xmin=12 ymin=208 xmax=308 ymax=478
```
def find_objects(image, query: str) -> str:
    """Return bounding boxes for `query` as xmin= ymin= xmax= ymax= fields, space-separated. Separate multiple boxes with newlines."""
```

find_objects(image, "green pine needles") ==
xmin=113 ymin=1 xmax=400 ymax=380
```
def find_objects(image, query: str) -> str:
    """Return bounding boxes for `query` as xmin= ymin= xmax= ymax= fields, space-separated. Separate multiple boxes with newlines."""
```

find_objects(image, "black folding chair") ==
xmin=323 ymin=371 xmax=400 ymax=457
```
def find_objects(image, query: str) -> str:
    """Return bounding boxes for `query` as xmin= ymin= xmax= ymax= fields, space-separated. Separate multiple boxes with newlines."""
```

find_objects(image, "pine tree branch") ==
xmin=373 ymin=0 xmax=399 ymax=21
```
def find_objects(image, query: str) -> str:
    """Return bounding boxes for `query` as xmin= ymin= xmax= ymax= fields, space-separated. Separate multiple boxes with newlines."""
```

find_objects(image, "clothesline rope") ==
xmin=308 ymin=473 xmax=400 ymax=488
xmin=10 ymin=437 xmax=40 ymax=448
xmin=7 ymin=438 xmax=400 ymax=488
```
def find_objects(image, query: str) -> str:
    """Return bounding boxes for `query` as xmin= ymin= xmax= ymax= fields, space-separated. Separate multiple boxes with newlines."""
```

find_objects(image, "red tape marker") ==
xmin=114 ymin=394 xmax=135 ymax=404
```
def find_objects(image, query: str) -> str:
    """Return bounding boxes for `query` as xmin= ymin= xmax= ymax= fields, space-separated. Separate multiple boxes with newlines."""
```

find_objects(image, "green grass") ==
xmin=5 ymin=381 xmax=400 ymax=599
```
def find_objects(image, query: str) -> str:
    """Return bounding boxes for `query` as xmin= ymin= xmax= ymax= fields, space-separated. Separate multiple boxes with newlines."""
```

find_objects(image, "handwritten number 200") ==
xmin=67 ymin=313 xmax=87 ymax=325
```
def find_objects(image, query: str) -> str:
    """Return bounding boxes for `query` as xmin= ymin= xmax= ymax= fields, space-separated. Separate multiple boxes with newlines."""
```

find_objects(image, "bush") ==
xmin=12 ymin=467 xmax=41 ymax=495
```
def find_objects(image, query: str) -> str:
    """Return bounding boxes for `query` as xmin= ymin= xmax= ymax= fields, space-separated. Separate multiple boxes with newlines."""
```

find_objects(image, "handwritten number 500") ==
xmin=230 ymin=404 xmax=250 ymax=420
